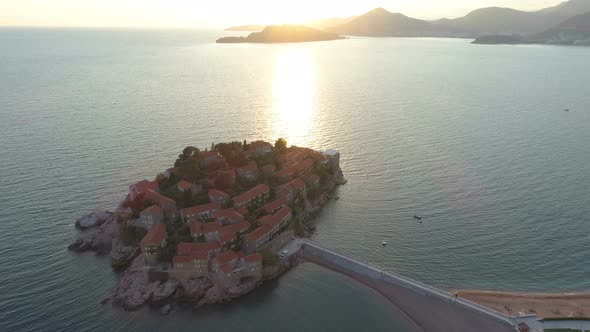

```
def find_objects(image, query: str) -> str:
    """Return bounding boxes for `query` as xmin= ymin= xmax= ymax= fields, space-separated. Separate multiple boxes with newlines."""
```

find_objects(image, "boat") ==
xmin=381 ymin=240 xmax=387 ymax=246
xmin=413 ymin=215 xmax=422 ymax=220
xmin=564 ymin=109 xmax=570 ymax=112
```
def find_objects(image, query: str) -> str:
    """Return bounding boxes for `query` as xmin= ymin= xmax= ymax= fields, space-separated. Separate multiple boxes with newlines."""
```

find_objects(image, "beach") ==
xmin=457 ymin=290 xmax=590 ymax=319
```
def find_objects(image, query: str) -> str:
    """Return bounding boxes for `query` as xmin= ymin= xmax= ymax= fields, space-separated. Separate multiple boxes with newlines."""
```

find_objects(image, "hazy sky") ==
xmin=0 ymin=0 xmax=566 ymax=28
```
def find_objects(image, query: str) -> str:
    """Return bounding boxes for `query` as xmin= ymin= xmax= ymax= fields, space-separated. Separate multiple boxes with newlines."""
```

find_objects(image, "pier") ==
xmin=298 ymin=239 xmax=517 ymax=332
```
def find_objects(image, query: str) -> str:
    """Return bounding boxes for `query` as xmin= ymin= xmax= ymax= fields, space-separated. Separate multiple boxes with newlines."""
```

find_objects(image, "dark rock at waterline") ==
xmin=75 ymin=210 xmax=114 ymax=229
xmin=160 ymin=304 xmax=171 ymax=315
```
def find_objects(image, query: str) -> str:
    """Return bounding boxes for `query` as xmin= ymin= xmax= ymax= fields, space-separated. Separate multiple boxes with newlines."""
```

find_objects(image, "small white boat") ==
xmin=381 ymin=240 xmax=387 ymax=246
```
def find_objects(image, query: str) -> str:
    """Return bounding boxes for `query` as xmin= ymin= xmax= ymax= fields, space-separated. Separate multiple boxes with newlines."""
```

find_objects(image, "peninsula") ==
xmin=216 ymin=25 xmax=345 ymax=43
xmin=69 ymin=139 xmax=346 ymax=311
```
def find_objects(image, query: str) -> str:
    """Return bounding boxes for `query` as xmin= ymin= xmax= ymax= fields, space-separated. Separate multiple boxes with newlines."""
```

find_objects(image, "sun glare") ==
xmin=271 ymin=49 xmax=315 ymax=146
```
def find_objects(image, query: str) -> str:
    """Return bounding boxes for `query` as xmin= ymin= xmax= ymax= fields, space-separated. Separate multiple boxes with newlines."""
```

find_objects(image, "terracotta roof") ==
xmin=141 ymin=205 xmax=163 ymax=216
xmin=262 ymin=199 xmax=286 ymax=214
xmin=242 ymin=253 xmax=262 ymax=263
xmin=220 ymin=221 xmax=250 ymax=236
xmin=145 ymin=189 xmax=176 ymax=206
xmin=214 ymin=250 xmax=238 ymax=265
xmin=306 ymin=173 xmax=320 ymax=183
xmin=275 ymin=167 xmax=295 ymax=178
xmin=177 ymin=241 xmax=221 ymax=256
xmin=262 ymin=164 xmax=276 ymax=173
xmin=180 ymin=203 xmax=221 ymax=218
xmin=257 ymin=206 xmax=291 ymax=229
xmin=173 ymin=255 xmax=193 ymax=264
xmin=177 ymin=180 xmax=194 ymax=191
xmin=288 ymin=178 xmax=306 ymax=191
xmin=189 ymin=221 xmax=204 ymax=235
xmin=140 ymin=223 xmax=167 ymax=246
xmin=218 ymin=232 xmax=237 ymax=244
xmin=244 ymin=224 xmax=272 ymax=242
xmin=214 ymin=209 xmax=244 ymax=222
xmin=208 ymin=189 xmax=230 ymax=199
xmin=203 ymin=221 xmax=221 ymax=233
xmin=233 ymin=184 xmax=270 ymax=206
xmin=173 ymin=252 xmax=209 ymax=264
xmin=130 ymin=180 xmax=158 ymax=193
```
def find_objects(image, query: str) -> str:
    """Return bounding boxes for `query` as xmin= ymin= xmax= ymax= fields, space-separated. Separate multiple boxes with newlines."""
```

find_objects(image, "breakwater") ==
xmin=300 ymin=239 xmax=516 ymax=330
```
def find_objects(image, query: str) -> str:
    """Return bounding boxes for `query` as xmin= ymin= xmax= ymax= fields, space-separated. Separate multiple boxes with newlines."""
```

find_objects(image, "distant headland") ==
xmin=69 ymin=139 xmax=346 ymax=312
xmin=217 ymin=25 xmax=346 ymax=44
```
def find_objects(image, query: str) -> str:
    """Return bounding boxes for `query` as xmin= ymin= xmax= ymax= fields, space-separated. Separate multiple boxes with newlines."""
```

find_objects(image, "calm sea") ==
xmin=1 ymin=28 xmax=589 ymax=331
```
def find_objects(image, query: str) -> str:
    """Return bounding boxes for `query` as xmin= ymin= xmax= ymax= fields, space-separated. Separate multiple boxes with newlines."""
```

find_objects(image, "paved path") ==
xmin=278 ymin=237 xmax=301 ymax=259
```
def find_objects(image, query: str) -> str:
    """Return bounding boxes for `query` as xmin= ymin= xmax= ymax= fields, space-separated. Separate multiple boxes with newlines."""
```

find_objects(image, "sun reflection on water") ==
xmin=272 ymin=48 xmax=315 ymax=147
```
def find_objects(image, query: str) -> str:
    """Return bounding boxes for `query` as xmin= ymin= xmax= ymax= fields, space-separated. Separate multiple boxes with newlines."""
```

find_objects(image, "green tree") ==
xmin=274 ymin=138 xmax=287 ymax=152
xmin=259 ymin=248 xmax=279 ymax=267
xmin=182 ymin=146 xmax=200 ymax=157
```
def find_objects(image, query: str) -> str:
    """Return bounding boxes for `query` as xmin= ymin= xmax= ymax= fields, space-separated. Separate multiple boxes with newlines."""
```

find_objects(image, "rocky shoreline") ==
xmin=105 ymin=252 xmax=302 ymax=312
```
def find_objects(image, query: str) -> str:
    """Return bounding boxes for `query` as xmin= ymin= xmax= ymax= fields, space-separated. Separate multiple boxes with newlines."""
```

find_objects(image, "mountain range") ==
xmin=226 ymin=0 xmax=590 ymax=42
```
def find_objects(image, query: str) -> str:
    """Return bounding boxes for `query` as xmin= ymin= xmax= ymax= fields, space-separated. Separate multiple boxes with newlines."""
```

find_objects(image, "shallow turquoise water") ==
xmin=1 ymin=28 xmax=589 ymax=331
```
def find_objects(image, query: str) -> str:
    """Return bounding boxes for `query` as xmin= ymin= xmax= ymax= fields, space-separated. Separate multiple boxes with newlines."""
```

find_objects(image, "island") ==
xmin=216 ymin=25 xmax=346 ymax=43
xmin=69 ymin=139 xmax=346 ymax=311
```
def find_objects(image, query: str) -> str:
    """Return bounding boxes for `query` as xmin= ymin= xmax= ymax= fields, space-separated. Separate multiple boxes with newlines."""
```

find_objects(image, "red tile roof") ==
xmin=306 ymin=173 xmax=320 ymax=183
xmin=189 ymin=221 xmax=204 ymax=235
xmin=262 ymin=199 xmax=286 ymax=214
xmin=145 ymin=189 xmax=176 ymax=207
xmin=203 ymin=221 xmax=221 ymax=234
xmin=180 ymin=203 xmax=221 ymax=218
xmin=214 ymin=250 xmax=239 ymax=265
xmin=173 ymin=252 xmax=209 ymax=264
xmin=140 ymin=223 xmax=167 ymax=246
xmin=220 ymin=221 xmax=250 ymax=236
xmin=177 ymin=241 xmax=221 ymax=256
xmin=208 ymin=189 xmax=230 ymax=200
xmin=141 ymin=205 xmax=163 ymax=216
xmin=131 ymin=180 xmax=158 ymax=194
xmin=257 ymin=206 xmax=292 ymax=229
xmin=233 ymin=184 xmax=270 ymax=206
xmin=262 ymin=164 xmax=276 ymax=174
xmin=275 ymin=167 xmax=295 ymax=178
xmin=288 ymin=178 xmax=306 ymax=191
xmin=242 ymin=253 xmax=262 ymax=263
xmin=244 ymin=224 xmax=272 ymax=242
xmin=218 ymin=232 xmax=237 ymax=245
xmin=177 ymin=180 xmax=194 ymax=191
xmin=214 ymin=209 xmax=244 ymax=223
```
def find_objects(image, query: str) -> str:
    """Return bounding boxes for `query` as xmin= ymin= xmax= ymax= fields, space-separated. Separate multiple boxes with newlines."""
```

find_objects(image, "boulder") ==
xmin=160 ymin=304 xmax=171 ymax=315
xmin=75 ymin=210 xmax=114 ymax=229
